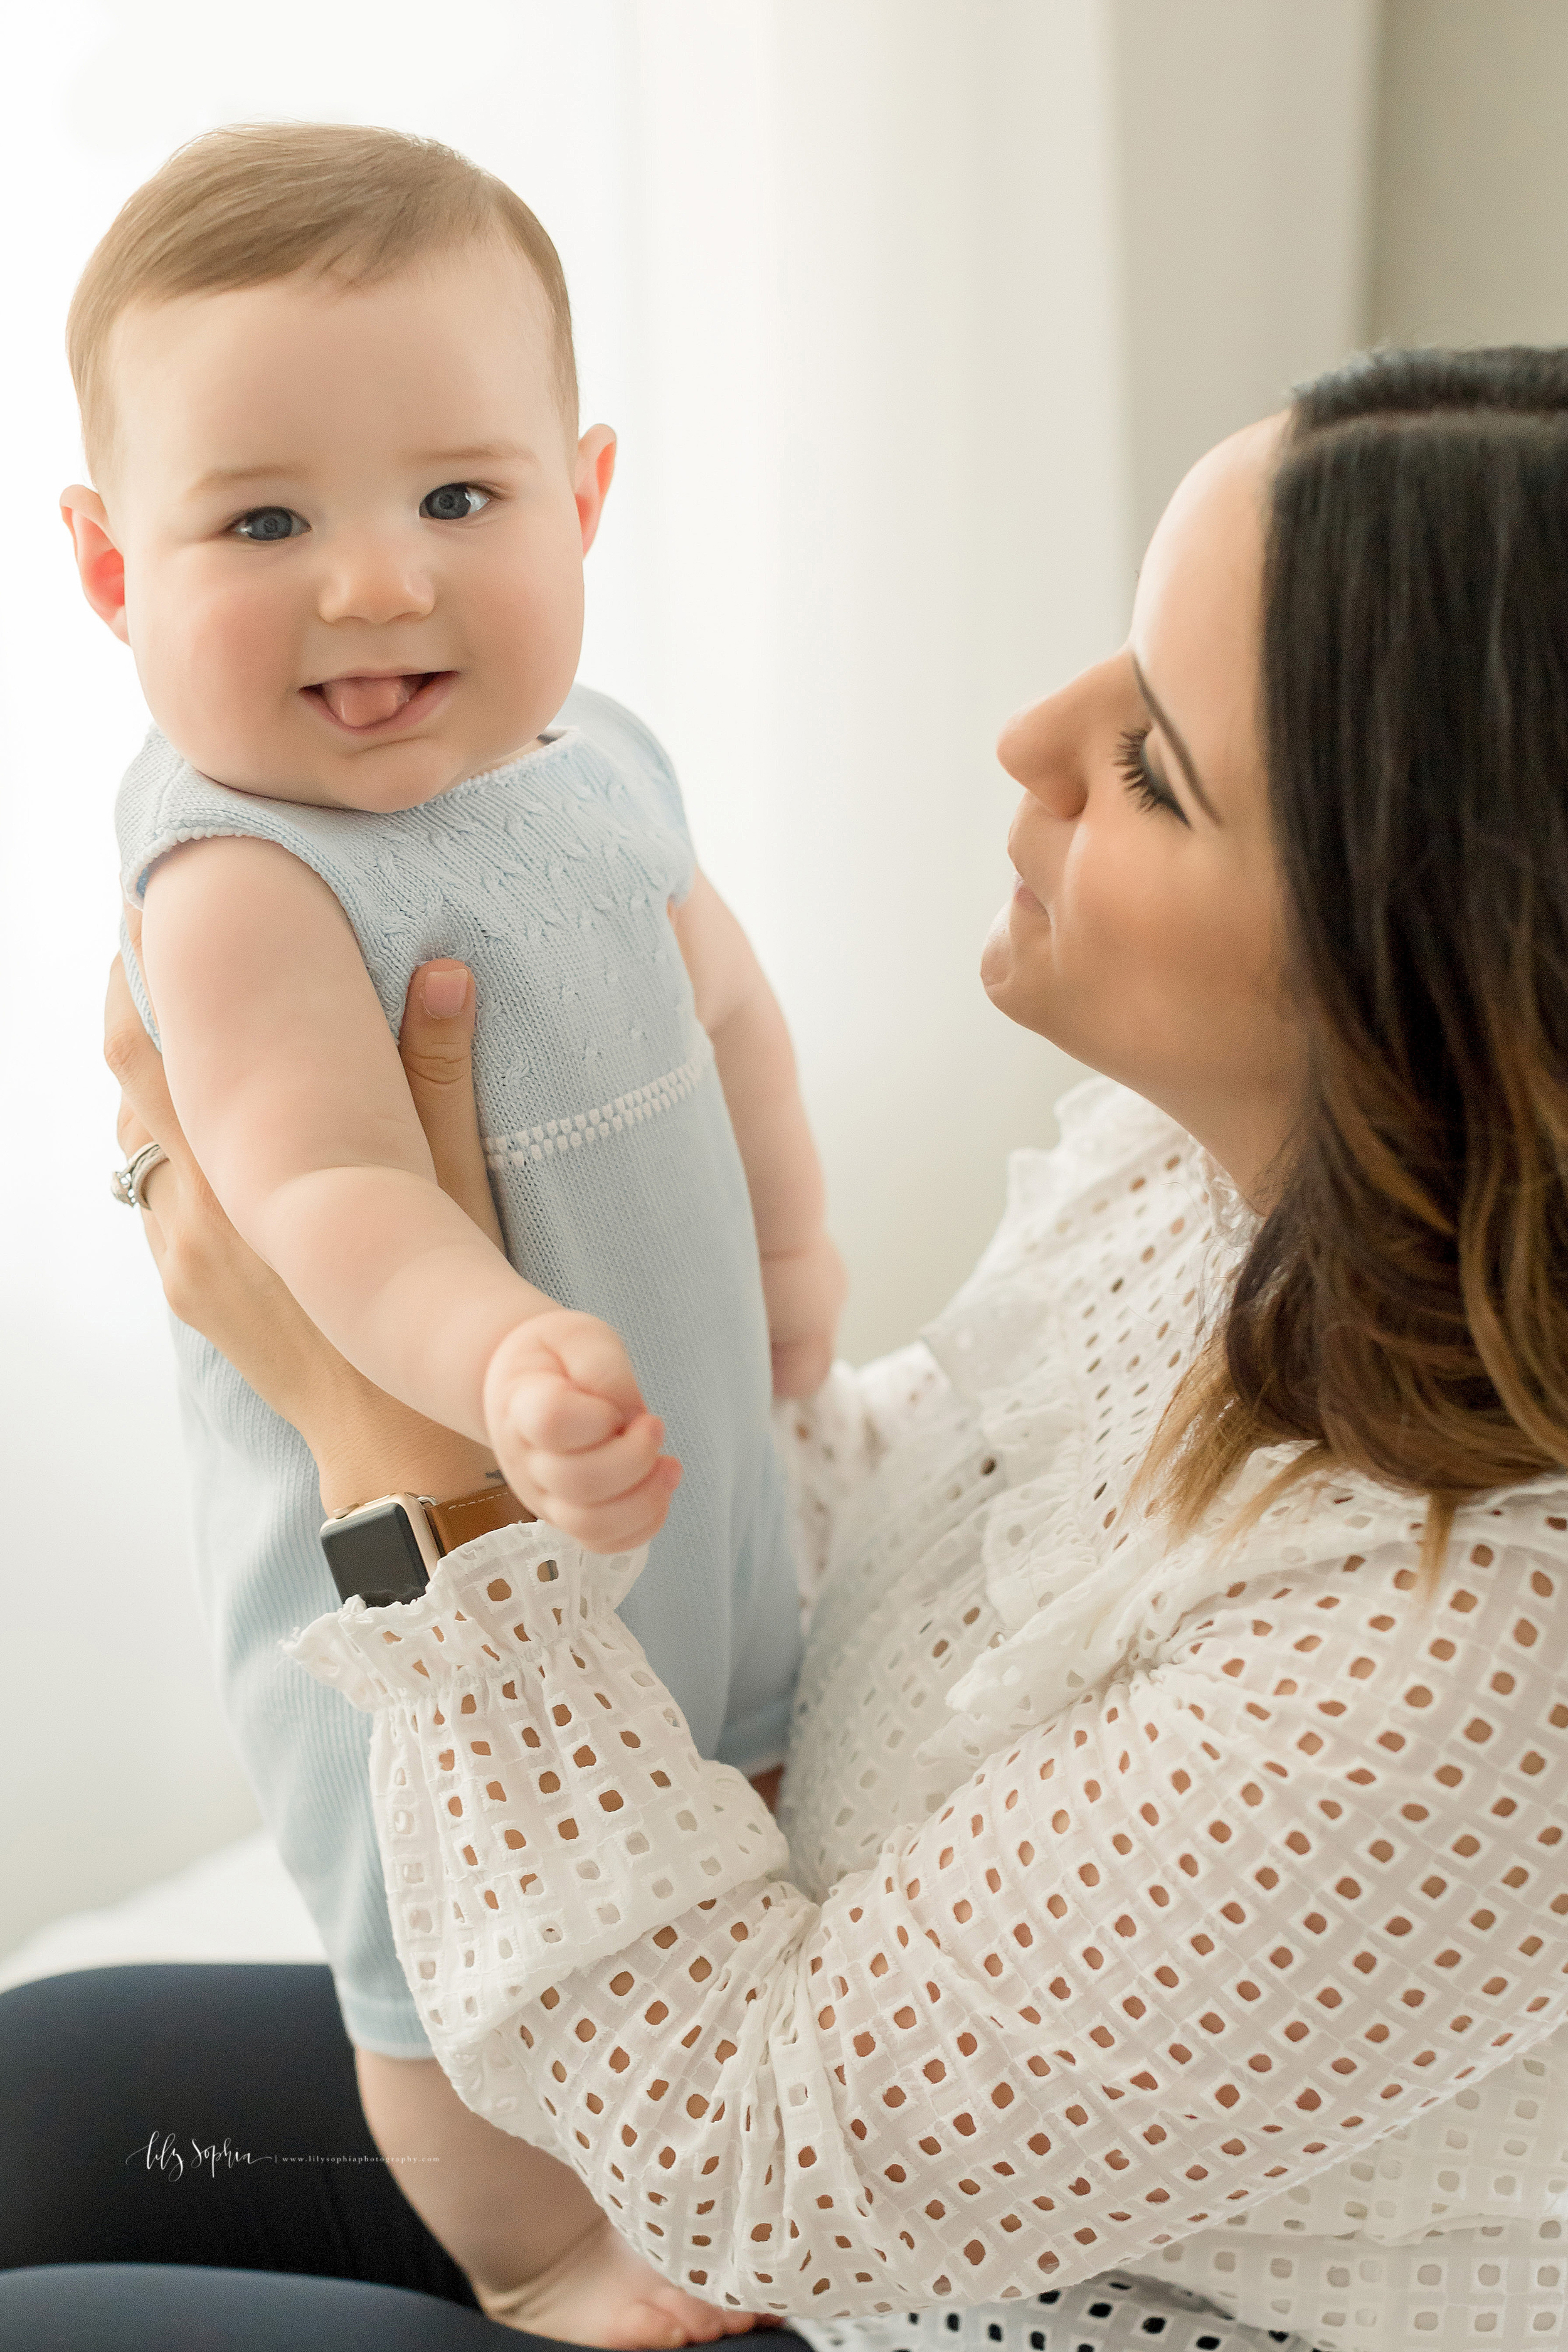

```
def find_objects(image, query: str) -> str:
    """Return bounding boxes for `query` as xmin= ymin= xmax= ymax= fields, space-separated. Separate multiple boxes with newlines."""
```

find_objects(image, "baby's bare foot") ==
xmin=474 ymin=2212 xmax=770 ymax=2348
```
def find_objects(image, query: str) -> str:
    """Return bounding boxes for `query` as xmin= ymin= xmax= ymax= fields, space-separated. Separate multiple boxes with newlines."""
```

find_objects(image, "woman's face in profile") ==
xmin=983 ymin=414 xmax=1306 ymax=1195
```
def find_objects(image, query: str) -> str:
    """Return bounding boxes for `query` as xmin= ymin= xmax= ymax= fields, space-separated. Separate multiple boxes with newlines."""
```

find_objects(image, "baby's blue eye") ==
xmin=420 ymin=482 xmax=490 ymax=522
xmin=233 ymin=507 xmax=305 ymax=543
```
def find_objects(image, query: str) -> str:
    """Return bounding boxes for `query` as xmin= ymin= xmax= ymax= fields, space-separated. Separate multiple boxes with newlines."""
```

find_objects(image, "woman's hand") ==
xmin=105 ymin=949 xmax=506 ymax=1515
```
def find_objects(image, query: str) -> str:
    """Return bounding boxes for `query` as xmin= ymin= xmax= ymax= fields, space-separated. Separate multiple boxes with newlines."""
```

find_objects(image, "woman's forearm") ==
xmin=292 ymin=1354 xmax=501 ymax=1520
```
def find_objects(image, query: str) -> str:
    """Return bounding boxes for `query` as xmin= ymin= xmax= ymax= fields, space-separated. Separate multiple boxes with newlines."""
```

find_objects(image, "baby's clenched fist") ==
xmin=483 ymin=1310 xmax=681 ymax=1553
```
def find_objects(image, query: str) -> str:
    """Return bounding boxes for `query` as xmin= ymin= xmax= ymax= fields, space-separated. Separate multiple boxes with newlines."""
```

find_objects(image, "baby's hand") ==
xmin=483 ymin=1311 xmax=681 ymax=1554
xmin=761 ymin=1231 xmax=848 ymax=1400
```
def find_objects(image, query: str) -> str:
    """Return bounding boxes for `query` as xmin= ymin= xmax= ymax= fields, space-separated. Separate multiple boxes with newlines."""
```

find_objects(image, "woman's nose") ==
xmin=997 ymin=655 xmax=1127 ymax=820
xmin=315 ymin=536 xmax=436 ymax=627
xmin=995 ymin=692 xmax=1088 ymax=822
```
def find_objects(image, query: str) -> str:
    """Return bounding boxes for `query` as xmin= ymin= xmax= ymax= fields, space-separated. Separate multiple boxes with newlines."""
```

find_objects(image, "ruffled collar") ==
xmin=919 ymin=1108 xmax=1568 ymax=1768
xmin=915 ymin=1105 xmax=1270 ymax=1762
xmin=1191 ymin=1145 xmax=1253 ymax=1246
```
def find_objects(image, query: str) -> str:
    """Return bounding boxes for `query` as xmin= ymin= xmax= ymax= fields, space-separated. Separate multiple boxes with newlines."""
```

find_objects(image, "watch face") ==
xmin=321 ymin=1500 xmax=433 ymax=1608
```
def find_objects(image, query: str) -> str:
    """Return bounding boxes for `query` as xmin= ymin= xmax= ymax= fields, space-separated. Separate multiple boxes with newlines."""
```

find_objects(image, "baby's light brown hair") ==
xmin=68 ymin=121 xmax=578 ymax=484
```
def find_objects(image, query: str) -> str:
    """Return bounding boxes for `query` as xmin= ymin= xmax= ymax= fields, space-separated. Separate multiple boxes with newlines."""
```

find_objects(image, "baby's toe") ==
xmin=645 ymin=2282 xmax=739 ymax=2346
xmin=600 ymin=2296 xmax=688 ymax=2350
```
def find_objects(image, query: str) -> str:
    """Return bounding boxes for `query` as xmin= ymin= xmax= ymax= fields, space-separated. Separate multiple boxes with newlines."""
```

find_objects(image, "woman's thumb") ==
xmin=399 ymin=960 xmax=503 ymax=1248
xmin=420 ymin=963 xmax=470 ymax=1022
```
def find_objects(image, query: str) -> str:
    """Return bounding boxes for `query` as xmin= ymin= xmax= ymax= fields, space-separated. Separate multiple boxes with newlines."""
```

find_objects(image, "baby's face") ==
xmin=70 ymin=240 xmax=609 ymax=810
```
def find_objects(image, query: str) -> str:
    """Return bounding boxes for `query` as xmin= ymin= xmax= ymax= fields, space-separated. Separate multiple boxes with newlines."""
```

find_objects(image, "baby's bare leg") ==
xmin=356 ymin=2050 xmax=762 ymax=2346
xmin=355 ymin=2049 xmax=598 ymax=2296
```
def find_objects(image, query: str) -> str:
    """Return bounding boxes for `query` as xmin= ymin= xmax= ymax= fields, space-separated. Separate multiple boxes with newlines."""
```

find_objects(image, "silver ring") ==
xmin=110 ymin=1141 xmax=169 ymax=1210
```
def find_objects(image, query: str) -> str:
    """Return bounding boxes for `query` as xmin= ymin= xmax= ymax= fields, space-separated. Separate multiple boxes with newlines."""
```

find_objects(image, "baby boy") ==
xmin=64 ymin=122 xmax=841 ymax=2339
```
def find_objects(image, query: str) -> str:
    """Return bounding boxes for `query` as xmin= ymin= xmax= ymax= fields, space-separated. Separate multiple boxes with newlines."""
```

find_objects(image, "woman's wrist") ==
xmin=285 ymin=1525 xmax=788 ymax=2021
xmin=301 ymin=1368 xmax=501 ymax=1520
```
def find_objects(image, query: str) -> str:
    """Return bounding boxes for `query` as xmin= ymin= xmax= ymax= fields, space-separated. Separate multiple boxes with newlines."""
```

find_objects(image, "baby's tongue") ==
xmin=320 ymin=673 xmax=418 ymax=727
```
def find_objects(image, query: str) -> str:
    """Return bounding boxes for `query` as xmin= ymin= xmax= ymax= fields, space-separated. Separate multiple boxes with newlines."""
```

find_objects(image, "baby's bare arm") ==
xmin=139 ymin=842 xmax=680 ymax=1547
xmin=672 ymin=871 xmax=845 ymax=1393
xmin=140 ymin=835 xmax=553 ymax=1441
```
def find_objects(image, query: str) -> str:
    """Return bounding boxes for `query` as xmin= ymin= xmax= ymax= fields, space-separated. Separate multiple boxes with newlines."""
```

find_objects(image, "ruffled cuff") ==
xmin=282 ymin=1519 xmax=647 ymax=1712
xmin=283 ymin=1520 xmax=790 ymax=2029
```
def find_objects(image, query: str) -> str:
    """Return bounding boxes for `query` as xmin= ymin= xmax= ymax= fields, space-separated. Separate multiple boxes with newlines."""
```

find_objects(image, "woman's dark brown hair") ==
xmin=1146 ymin=347 xmax=1568 ymax=1566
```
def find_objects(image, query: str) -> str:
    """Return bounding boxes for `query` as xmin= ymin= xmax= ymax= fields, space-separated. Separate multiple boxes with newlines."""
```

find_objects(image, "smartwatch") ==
xmin=320 ymin=1479 xmax=532 ymax=1609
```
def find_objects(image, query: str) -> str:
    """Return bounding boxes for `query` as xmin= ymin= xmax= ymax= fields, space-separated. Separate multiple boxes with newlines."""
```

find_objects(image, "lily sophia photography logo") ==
xmin=127 ymin=2131 xmax=438 ymax=2181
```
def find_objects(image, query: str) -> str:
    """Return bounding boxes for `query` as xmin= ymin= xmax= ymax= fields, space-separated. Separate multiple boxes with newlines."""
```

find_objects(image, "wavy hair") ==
xmin=1144 ymin=347 xmax=1568 ymax=1567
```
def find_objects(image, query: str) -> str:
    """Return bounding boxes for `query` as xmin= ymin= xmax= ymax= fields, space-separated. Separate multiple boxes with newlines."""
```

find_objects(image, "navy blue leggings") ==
xmin=0 ymin=1962 xmax=801 ymax=2351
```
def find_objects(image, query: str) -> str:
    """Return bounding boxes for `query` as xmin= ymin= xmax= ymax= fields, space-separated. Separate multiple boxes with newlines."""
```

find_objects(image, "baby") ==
xmin=65 ymin=124 xmax=842 ymax=2339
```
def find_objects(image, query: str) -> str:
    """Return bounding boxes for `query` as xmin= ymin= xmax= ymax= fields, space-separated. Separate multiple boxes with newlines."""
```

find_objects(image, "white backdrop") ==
xmin=0 ymin=0 xmax=1378 ymax=1949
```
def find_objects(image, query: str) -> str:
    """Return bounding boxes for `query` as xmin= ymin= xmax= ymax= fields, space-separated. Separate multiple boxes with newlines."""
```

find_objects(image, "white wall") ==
xmin=617 ymin=3 xmax=1125 ymax=1361
xmin=1111 ymin=0 xmax=1382 ymax=564
xmin=1 ymin=0 xmax=1385 ymax=1952
xmin=1371 ymin=0 xmax=1568 ymax=346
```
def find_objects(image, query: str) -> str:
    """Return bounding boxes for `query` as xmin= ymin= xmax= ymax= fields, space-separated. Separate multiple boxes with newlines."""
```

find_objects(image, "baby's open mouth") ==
xmin=307 ymin=672 xmax=445 ymax=729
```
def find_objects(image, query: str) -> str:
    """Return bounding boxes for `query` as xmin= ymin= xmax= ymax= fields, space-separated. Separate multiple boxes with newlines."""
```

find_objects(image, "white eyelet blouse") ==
xmin=288 ymin=1079 xmax=1568 ymax=2352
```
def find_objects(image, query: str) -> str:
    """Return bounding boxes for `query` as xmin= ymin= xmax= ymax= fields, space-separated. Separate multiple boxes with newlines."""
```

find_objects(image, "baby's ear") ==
xmin=573 ymin=426 xmax=617 ymax=558
xmin=60 ymin=485 xmax=129 ymax=643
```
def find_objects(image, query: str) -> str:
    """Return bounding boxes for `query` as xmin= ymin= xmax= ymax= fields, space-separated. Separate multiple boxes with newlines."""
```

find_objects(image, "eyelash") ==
xmin=227 ymin=483 xmax=494 ymax=541
xmin=1114 ymin=726 xmax=1186 ymax=823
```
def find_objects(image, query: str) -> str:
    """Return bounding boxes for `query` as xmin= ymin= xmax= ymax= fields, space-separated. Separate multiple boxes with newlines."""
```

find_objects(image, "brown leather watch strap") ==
xmin=424 ymin=1481 xmax=534 ymax=1557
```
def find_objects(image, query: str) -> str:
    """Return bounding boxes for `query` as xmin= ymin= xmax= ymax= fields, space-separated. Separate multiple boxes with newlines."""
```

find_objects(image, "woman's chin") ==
xmin=981 ymin=907 xmax=1051 ymax=1025
xmin=982 ymin=950 xmax=1051 ymax=1039
xmin=979 ymin=906 xmax=1015 ymax=993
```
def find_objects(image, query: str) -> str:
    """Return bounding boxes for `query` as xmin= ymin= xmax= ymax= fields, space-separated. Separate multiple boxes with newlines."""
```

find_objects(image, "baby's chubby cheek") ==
xmin=480 ymin=534 xmax=586 ymax=720
xmin=128 ymin=566 xmax=305 ymax=787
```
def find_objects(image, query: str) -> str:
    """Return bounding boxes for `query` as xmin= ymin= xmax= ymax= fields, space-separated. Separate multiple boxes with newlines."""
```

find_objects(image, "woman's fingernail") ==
xmin=422 ymin=965 xmax=469 ymax=1019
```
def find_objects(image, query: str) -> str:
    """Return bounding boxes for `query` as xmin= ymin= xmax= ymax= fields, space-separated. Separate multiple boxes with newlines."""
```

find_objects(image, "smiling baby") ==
xmin=64 ymin=122 xmax=842 ymax=2340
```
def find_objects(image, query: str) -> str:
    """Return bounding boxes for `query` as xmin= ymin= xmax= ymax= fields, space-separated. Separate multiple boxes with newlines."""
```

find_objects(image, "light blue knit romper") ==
xmin=116 ymin=683 xmax=802 ymax=2055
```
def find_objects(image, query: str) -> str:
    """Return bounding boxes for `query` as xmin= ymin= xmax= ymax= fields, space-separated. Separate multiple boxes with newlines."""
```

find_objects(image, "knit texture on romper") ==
xmin=115 ymin=682 xmax=801 ymax=2055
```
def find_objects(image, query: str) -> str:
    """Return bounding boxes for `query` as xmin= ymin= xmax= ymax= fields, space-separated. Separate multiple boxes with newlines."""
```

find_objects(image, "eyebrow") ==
xmin=1130 ymin=653 xmax=1221 ymax=825
xmin=189 ymin=442 xmax=539 ymax=497
xmin=406 ymin=442 xmax=539 ymax=470
xmin=189 ymin=462 xmax=300 ymax=494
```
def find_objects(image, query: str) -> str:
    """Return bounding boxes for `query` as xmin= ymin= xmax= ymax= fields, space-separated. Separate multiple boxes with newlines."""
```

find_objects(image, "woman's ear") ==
xmin=573 ymin=426 xmax=617 ymax=558
xmin=60 ymin=485 xmax=130 ymax=642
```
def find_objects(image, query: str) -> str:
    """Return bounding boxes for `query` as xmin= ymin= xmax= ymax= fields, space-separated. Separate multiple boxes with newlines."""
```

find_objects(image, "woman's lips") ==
xmin=305 ymin=670 xmax=455 ymax=734
xmin=1012 ymin=872 xmax=1046 ymax=914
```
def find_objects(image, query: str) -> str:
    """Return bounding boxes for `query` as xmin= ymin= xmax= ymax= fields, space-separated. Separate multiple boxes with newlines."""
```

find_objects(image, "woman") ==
xmin=31 ymin=349 xmax=1568 ymax=2352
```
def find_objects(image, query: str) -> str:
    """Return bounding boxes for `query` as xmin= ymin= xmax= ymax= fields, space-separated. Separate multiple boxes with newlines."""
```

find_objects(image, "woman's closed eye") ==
xmin=420 ymin=482 xmax=492 ymax=522
xmin=1115 ymin=726 xmax=1189 ymax=825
